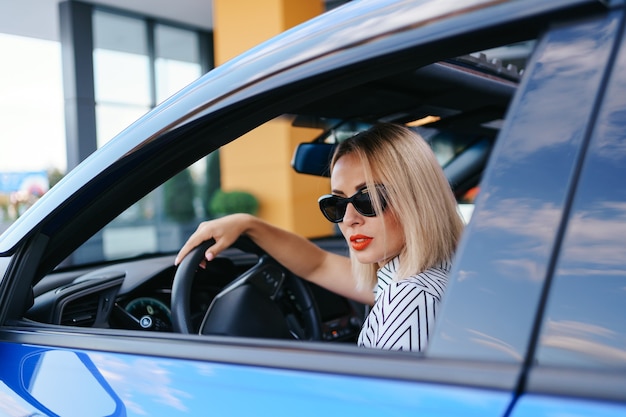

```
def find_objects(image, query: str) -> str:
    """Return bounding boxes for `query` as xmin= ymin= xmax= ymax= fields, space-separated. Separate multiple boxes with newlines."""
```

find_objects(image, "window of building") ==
xmin=155 ymin=24 xmax=203 ymax=104
xmin=92 ymin=9 xmax=206 ymax=147
xmin=93 ymin=10 xmax=151 ymax=147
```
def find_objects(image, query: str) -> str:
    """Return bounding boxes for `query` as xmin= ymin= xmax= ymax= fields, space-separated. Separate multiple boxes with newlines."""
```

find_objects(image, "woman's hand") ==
xmin=175 ymin=213 xmax=370 ymax=304
xmin=174 ymin=213 xmax=254 ymax=266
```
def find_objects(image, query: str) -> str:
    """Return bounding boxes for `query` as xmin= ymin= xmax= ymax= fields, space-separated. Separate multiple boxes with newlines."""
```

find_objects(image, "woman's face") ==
xmin=331 ymin=153 xmax=405 ymax=267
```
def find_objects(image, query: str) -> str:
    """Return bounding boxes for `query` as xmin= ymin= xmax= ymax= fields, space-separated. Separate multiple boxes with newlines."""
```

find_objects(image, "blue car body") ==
xmin=1 ymin=0 xmax=625 ymax=415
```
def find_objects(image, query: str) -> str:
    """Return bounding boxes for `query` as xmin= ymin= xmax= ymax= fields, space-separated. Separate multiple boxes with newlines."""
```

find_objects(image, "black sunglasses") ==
xmin=318 ymin=185 xmax=388 ymax=223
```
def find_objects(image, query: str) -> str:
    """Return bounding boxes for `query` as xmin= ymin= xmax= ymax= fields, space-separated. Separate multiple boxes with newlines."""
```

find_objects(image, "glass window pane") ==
xmin=93 ymin=11 xmax=151 ymax=108
xmin=95 ymin=103 xmax=150 ymax=147
xmin=155 ymin=24 xmax=202 ymax=103
xmin=93 ymin=49 xmax=151 ymax=106
xmin=155 ymin=24 xmax=199 ymax=63
xmin=93 ymin=10 xmax=147 ymax=54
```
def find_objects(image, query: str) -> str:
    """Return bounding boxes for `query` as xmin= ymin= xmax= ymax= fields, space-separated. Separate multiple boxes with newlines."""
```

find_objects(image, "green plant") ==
xmin=163 ymin=169 xmax=196 ymax=222
xmin=48 ymin=168 xmax=65 ymax=188
xmin=209 ymin=189 xmax=259 ymax=217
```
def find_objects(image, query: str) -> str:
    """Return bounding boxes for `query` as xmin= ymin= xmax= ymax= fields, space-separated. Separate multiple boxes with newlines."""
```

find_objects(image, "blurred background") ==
xmin=0 ymin=0 xmax=349 ymax=236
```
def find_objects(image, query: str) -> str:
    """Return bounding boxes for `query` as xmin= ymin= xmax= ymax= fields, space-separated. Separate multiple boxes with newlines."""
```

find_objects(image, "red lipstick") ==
xmin=350 ymin=234 xmax=373 ymax=251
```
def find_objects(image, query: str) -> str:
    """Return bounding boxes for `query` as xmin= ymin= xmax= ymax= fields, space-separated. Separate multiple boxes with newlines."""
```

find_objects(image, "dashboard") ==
xmin=26 ymin=248 xmax=364 ymax=343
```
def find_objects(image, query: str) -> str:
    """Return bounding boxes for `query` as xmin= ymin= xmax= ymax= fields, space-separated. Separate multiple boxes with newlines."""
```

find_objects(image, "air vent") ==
xmin=60 ymin=293 xmax=100 ymax=327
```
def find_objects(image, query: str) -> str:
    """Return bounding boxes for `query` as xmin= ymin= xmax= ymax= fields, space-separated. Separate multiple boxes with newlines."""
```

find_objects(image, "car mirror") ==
xmin=291 ymin=142 xmax=336 ymax=177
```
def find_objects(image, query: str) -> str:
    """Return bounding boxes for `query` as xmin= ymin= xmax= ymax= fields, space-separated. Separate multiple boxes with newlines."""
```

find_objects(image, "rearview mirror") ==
xmin=291 ymin=142 xmax=336 ymax=177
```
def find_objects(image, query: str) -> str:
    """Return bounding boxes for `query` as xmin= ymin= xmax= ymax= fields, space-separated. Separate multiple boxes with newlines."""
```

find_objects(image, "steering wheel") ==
xmin=171 ymin=237 xmax=322 ymax=340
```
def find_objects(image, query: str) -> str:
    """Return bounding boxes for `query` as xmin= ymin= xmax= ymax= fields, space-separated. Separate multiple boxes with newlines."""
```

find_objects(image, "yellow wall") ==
xmin=213 ymin=0 xmax=324 ymax=64
xmin=213 ymin=0 xmax=334 ymax=238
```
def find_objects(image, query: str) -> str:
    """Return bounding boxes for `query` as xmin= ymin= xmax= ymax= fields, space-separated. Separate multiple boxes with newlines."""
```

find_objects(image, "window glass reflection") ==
xmin=25 ymin=351 xmax=118 ymax=417
xmin=536 ymin=30 xmax=626 ymax=369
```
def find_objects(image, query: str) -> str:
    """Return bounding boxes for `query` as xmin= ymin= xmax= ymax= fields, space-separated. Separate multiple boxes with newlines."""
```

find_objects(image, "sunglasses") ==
xmin=318 ymin=185 xmax=388 ymax=223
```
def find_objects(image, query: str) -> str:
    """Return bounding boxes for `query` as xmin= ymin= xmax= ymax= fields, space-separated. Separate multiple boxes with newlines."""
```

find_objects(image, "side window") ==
xmin=535 ymin=27 xmax=626 ymax=369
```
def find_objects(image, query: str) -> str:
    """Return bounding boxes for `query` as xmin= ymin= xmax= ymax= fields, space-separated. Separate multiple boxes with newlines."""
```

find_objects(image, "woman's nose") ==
xmin=342 ymin=202 xmax=362 ymax=225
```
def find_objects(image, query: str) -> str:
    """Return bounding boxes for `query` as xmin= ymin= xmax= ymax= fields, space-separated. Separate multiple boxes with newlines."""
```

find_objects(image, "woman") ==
xmin=175 ymin=123 xmax=464 ymax=351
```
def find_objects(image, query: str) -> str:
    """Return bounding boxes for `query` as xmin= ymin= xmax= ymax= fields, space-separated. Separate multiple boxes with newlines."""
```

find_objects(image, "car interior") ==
xmin=19 ymin=44 xmax=531 ymax=345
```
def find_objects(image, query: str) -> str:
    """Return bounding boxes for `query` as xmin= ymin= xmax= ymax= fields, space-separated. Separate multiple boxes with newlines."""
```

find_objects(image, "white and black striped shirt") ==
xmin=357 ymin=256 xmax=451 ymax=351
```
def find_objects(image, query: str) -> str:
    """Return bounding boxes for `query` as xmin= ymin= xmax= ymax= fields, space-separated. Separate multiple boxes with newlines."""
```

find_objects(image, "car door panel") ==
xmin=0 ymin=341 xmax=515 ymax=417
xmin=510 ymin=395 xmax=626 ymax=417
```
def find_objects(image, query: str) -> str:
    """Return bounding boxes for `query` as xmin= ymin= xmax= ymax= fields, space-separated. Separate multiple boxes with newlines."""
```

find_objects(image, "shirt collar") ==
xmin=379 ymin=256 xmax=400 ymax=278
xmin=375 ymin=256 xmax=400 ymax=299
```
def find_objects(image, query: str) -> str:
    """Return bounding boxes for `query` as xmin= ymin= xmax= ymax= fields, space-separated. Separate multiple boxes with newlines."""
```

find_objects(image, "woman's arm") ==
xmin=175 ymin=213 xmax=375 ymax=305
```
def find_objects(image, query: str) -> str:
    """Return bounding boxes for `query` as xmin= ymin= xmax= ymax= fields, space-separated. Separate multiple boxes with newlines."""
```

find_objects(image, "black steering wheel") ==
xmin=171 ymin=237 xmax=322 ymax=340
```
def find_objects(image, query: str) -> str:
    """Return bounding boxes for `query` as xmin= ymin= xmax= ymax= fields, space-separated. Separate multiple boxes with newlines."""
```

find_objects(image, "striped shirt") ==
xmin=357 ymin=256 xmax=451 ymax=351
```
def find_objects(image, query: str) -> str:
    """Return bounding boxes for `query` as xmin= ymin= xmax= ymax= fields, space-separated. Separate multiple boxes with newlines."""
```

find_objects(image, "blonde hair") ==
xmin=330 ymin=123 xmax=464 ymax=290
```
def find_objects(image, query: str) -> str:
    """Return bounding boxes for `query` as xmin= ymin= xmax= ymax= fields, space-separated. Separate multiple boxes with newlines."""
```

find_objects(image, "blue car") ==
xmin=1 ymin=0 xmax=625 ymax=415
